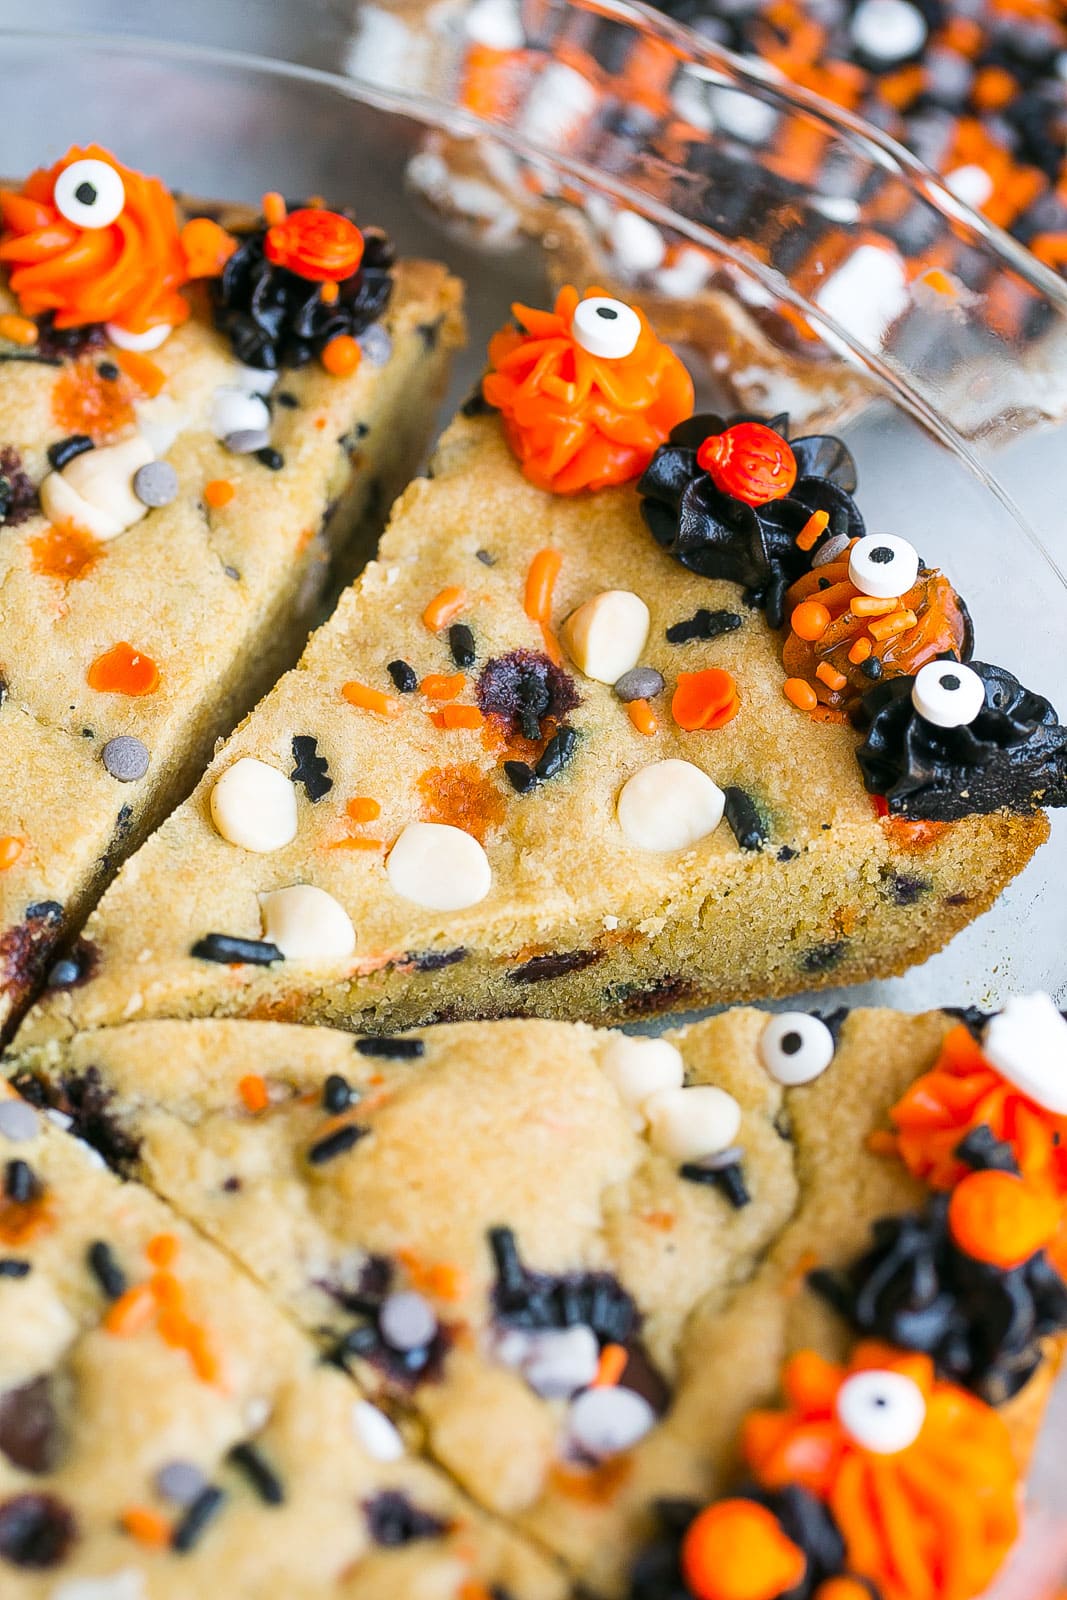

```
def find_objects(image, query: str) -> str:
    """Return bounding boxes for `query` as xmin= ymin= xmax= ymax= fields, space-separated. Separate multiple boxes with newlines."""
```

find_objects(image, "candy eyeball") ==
xmin=847 ymin=534 xmax=920 ymax=599
xmin=572 ymin=296 xmax=642 ymax=360
xmin=835 ymin=1369 xmax=926 ymax=1454
xmin=911 ymin=660 xmax=986 ymax=729
xmin=758 ymin=1012 xmax=836 ymax=1086
xmin=54 ymin=158 xmax=126 ymax=229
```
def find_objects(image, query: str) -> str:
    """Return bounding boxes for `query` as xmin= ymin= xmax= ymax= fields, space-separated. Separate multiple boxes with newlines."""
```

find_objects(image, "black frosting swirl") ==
xmin=638 ymin=413 xmax=863 ymax=627
xmin=211 ymin=217 xmax=394 ymax=370
xmin=629 ymin=1486 xmax=868 ymax=1600
xmin=856 ymin=661 xmax=1067 ymax=820
xmin=810 ymin=1179 xmax=1067 ymax=1408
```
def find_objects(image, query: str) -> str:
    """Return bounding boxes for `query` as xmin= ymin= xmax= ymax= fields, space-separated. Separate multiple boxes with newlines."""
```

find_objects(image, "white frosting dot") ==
xmin=465 ymin=0 xmax=524 ymax=50
xmin=945 ymin=164 xmax=994 ymax=210
xmin=561 ymin=590 xmax=650 ymax=683
xmin=51 ymin=1574 xmax=146 ymax=1600
xmin=608 ymin=210 xmax=667 ymax=275
xmin=352 ymin=1400 xmax=405 ymax=1462
xmin=643 ymin=1084 xmax=742 ymax=1163
xmin=520 ymin=1325 xmax=600 ymax=1399
xmin=982 ymin=993 xmax=1067 ymax=1115
xmin=210 ymin=758 xmax=298 ymax=853
xmin=106 ymin=320 xmax=172 ymax=352
xmin=850 ymin=0 xmax=927 ymax=62
xmin=210 ymin=386 xmax=271 ymax=442
xmin=617 ymin=760 xmax=725 ymax=852
xmin=259 ymin=884 xmax=356 ymax=962
xmin=759 ymin=1013 xmax=836 ymax=1086
xmin=836 ymin=1369 xmax=926 ymax=1453
xmin=386 ymin=822 xmax=491 ymax=911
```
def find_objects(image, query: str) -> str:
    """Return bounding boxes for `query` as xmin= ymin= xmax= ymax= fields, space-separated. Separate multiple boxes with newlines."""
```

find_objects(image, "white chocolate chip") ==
xmin=561 ymin=591 xmax=650 ymax=683
xmin=599 ymin=1035 xmax=684 ymax=1123
xmin=567 ymin=1386 xmax=656 ymax=1459
xmin=465 ymin=0 xmax=524 ymax=50
xmin=386 ymin=823 xmax=491 ymax=911
xmin=521 ymin=1325 xmax=600 ymax=1399
xmin=260 ymin=885 xmax=356 ymax=962
xmin=944 ymin=164 xmax=994 ymax=210
xmin=52 ymin=1576 xmax=146 ymax=1600
xmin=40 ymin=436 xmax=154 ymax=542
xmin=850 ymin=0 xmax=927 ymax=62
xmin=210 ymin=758 xmax=298 ymax=853
xmin=608 ymin=210 xmax=667 ymax=275
xmin=210 ymin=386 xmax=271 ymax=441
xmin=617 ymin=760 xmax=725 ymax=852
xmin=352 ymin=1400 xmax=405 ymax=1462
xmin=982 ymin=993 xmax=1067 ymax=1115
xmin=231 ymin=364 xmax=278 ymax=394
xmin=643 ymin=1084 xmax=742 ymax=1162
xmin=107 ymin=320 xmax=172 ymax=351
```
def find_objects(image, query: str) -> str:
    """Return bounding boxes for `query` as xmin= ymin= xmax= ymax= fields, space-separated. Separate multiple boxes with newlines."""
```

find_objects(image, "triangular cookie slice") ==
xmin=0 ymin=1085 xmax=563 ymax=1597
xmin=18 ymin=287 xmax=1063 ymax=1040
xmin=7 ymin=1000 xmax=1065 ymax=1596
xmin=0 ymin=146 xmax=463 ymax=1037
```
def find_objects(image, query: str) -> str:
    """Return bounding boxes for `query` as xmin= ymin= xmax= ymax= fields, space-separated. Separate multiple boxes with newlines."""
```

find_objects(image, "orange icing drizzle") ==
xmin=483 ymin=285 xmax=694 ymax=494
xmin=417 ymin=763 xmax=505 ymax=843
xmin=782 ymin=552 xmax=968 ymax=713
xmin=890 ymin=1022 xmax=1067 ymax=1271
xmin=0 ymin=145 xmax=191 ymax=333
xmin=743 ymin=1342 xmax=1019 ymax=1600
xmin=87 ymin=642 xmax=160 ymax=697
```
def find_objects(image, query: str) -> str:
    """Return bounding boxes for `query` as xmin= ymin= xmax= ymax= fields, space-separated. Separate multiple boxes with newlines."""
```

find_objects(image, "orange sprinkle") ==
xmin=641 ymin=1210 xmax=676 ymax=1231
xmin=851 ymin=594 xmax=899 ymax=617
xmin=149 ymin=1271 xmax=182 ymax=1309
xmin=320 ymin=280 xmax=340 ymax=306
xmin=422 ymin=586 xmax=467 ymax=632
xmin=87 ymin=642 xmax=160 ymax=697
xmin=421 ymin=672 xmax=466 ymax=701
xmin=627 ymin=698 xmax=658 ymax=736
xmin=972 ymin=64 xmax=1016 ymax=111
xmin=672 ymin=668 xmax=740 ymax=732
xmin=114 ymin=348 xmax=165 ymax=398
xmin=145 ymin=1233 xmax=180 ymax=1269
xmin=790 ymin=598 xmax=831 ymax=641
xmin=524 ymin=548 xmax=562 ymax=623
xmin=815 ymin=1582 xmax=879 ymax=1600
xmin=186 ymin=1326 xmax=222 ymax=1385
xmin=815 ymin=661 xmax=847 ymax=692
xmin=204 ymin=478 xmax=236 ymax=509
xmin=30 ymin=522 xmax=103 ymax=582
xmin=238 ymin=1074 xmax=270 ymax=1114
xmin=868 ymin=608 xmax=917 ymax=641
xmin=540 ymin=622 xmax=563 ymax=667
xmin=592 ymin=1343 xmax=629 ymax=1388
xmin=948 ymin=1169 xmax=1060 ymax=1271
xmin=342 ymin=680 xmax=401 ymax=717
xmin=0 ymin=837 xmax=25 ymax=871
xmin=429 ymin=705 xmax=486 ymax=731
xmin=795 ymin=509 xmax=829 ymax=552
xmin=847 ymin=637 xmax=873 ymax=665
xmin=0 ymin=312 xmax=38 ymax=346
xmin=104 ymin=1283 xmax=157 ymax=1337
xmin=179 ymin=216 xmax=237 ymax=278
xmin=328 ymin=835 xmax=384 ymax=852
xmin=321 ymin=333 xmax=361 ymax=377
xmin=346 ymin=797 xmax=381 ymax=823
xmin=784 ymin=677 xmax=818 ymax=712
xmin=921 ymin=268 xmax=956 ymax=298
xmin=262 ymin=190 xmax=287 ymax=225
xmin=681 ymin=1498 xmax=807 ymax=1600
xmin=121 ymin=1506 xmax=171 ymax=1547
xmin=156 ymin=1307 xmax=195 ymax=1348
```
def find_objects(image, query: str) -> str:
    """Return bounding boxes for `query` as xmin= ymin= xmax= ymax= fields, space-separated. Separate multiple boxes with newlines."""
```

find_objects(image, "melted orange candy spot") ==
xmin=179 ymin=216 xmax=237 ymax=279
xmin=0 ymin=1192 xmax=53 ymax=1246
xmin=483 ymin=284 xmax=694 ymax=494
xmin=0 ymin=837 xmax=25 ymax=871
xmin=30 ymin=522 xmax=104 ymax=582
xmin=52 ymin=357 xmax=137 ymax=443
xmin=204 ymin=479 xmax=236 ymax=509
xmin=88 ymin=642 xmax=160 ymax=697
xmin=121 ymin=1506 xmax=171 ymax=1547
xmin=681 ymin=1499 xmax=807 ymax=1600
xmin=429 ymin=705 xmax=485 ymax=731
xmin=0 ymin=144 xmax=190 ymax=333
xmin=743 ymin=1341 xmax=1019 ymax=1600
xmin=238 ymin=1074 xmax=270 ymax=1114
xmin=421 ymin=672 xmax=466 ymax=701
xmin=948 ymin=1169 xmax=1061 ymax=1271
xmin=346 ymin=797 xmax=381 ymax=824
xmin=672 ymin=668 xmax=740 ymax=731
xmin=417 ymin=762 xmax=505 ymax=843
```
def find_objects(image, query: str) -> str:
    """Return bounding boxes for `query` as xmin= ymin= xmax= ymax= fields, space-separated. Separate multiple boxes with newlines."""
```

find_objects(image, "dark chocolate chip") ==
xmin=0 ymin=1260 xmax=30 ymax=1278
xmin=355 ymin=1037 xmax=425 ymax=1060
xmin=0 ymin=1379 xmax=60 ymax=1474
xmin=191 ymin=934 xmax=284 ymax=966
xmin=307 ymin=1125 xmax=369 ymax=1165
xmin=0 ymin=1493 xmax=76 ymax=1568
xmin=665 ymin=609 xmax=743 ymax=645
xmin=507 ymin=950 xmax=602 ymax=985
xmin=46 ymin=434 xmax=94 ymax=472
xmin=322 ymin=1075 xmax=354 ymax=1113
xmin=534 ymin=726 xmax=578 ymax=783
xmin=171 ymin=1485 xmax=225 ymax=1553
xmin=679 ymin=1161 xmax=751 ymax=1207
xmin=228 ymin=1441 xmax=284 ymax=1505
xmin=4 ymin=1161 xmax=37 ymax=1204
xmin=448 ymin=623 xmax=475 ymax=670
xmin=408 ymin=948 xmax=467 ymax=972
xmin=363 ymin=1490 xmax=447 ymax=1547
xmin=723 ymin=787 xmax=767 ymax=851
xmin=87 ymin=1240 xmax=126 ymax=1300
xmin=799 ymin=940 xmax=847 ymax=974
xmin=504 ymin=761 xmax=537 ymax=795
xmin=387 ymin=660 xmax=418 ymax=694
xmin=255 ymin=447 xmax=284 ymax=471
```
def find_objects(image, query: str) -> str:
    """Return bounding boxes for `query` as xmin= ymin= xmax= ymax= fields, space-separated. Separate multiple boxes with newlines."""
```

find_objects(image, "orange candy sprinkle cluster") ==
xmin=104 ymin=1233 xmax=222 ymax=1385
xmin=483 ymin=285 xmax=693 ymax=494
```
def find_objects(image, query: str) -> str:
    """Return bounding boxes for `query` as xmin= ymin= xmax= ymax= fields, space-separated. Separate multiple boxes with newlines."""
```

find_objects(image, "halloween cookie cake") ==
xmin=17 ymin=283 xmax=1066 ymax=1042
xmin=0 ymin=146 xmax=464 ymax=1040
xmin=5 ymin=992 xmax=1067 ymax=1598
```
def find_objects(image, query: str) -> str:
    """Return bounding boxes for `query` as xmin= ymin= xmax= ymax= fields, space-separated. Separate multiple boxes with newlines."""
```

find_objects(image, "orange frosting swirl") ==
xmin=0 ymin=145 xmax=190 ymax=334
xmin=482 ymin=285 xmax=694 ymax=494
xmin=743 ymin=1343 xmax=1019 ymax=1600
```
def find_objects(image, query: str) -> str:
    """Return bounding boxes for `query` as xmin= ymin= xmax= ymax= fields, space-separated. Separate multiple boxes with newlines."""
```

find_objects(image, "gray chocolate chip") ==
xmin=811 ymin=532 xmax=851 ymax=568
xmin=132 ymin=460 xmax=179 ymax=508
xmin=101 ymin=736 xmax=150 ymax=783
xmin=378 ymin=1291 xmax=437 ymax=1352
xmin=224 ymin=428 xmax=271 ymax=455
xmin=155 ymin=1460 xmax=207 ymax=1506
xmin=614 ymin=667 xmax=665 ymax=703
xmin=0 ymin=1102 xmax=39 ymax=1143
xmin=358 ymin=325 xmax=393 ymax=366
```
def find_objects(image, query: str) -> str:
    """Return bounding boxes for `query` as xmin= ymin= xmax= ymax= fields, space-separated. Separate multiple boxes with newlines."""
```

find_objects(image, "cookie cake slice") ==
xmin=0 ymin=1082 xmax=564 ymax=1598
xmin=0 ymin=145 xmax=463 ymax=1038
xmin=18 ymin=283 xmax=1065 ymax=1042
xmin=6 ymin=994 xmax=1067 ymax=1597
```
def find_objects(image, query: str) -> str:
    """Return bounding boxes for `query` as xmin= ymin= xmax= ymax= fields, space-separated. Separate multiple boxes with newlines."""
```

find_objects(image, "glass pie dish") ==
xmin=1 ymin=8 xmax=1066 ymax=1591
